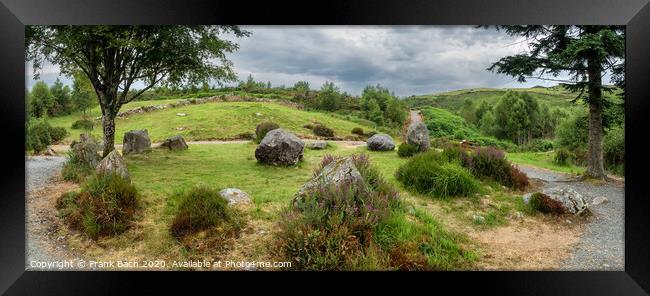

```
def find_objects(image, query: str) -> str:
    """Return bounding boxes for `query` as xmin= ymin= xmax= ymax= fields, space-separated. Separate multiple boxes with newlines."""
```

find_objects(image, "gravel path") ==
xmin=518 ymin=165 xmax=624 ymax=270
xmin=25 ymin=156 xmax=84 ymax=270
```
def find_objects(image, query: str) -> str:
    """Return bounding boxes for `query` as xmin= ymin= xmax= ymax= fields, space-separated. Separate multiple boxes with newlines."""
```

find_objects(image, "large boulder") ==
xmin=160 ymin=135 xmax=188 ymax=151
xmin=71 ymin=137 xmax=101 ymax=167
xmin=294 ymin=156 xmax=363 ymax=203
xmin=219 ymin=188 xmax=252 ymax=206
xmin=254 ymin=129 xmax=304 ymax=166
xmin=122 ymin=129 xmax=151 ymax=155
xmin=524 ymin=187 xmax=588 ymax=215
xmin=542 ymin=187 xmax=588 ymax=215
xmin=366 ymin=134 xmax=395 ymax=151
xmin=406 ymin=122 xmax=430 ymax=152
xmin=95 ymin=150 xmax=130 ymax=179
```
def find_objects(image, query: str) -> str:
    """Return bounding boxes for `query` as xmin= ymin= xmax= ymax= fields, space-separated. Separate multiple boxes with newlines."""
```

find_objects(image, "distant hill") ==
xmin=404 ymin=86 xmax=581 ymax=112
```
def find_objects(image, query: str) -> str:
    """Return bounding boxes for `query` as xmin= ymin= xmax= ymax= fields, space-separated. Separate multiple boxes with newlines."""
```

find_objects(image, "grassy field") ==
xmin=48 ymin=101 xmax=378 ymax=144
xmin=61 ymin=142 xmax=542 ymax=269
xmin=506 ymin=151 xmax=585 ymax=175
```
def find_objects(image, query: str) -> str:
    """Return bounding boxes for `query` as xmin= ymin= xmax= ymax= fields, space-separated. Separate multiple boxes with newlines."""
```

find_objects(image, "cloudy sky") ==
xmin=26 ymin=26 xmax=576 ymax=97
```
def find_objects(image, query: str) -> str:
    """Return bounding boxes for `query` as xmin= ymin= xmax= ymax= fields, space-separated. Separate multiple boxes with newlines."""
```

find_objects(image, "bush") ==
xmin=529 ymin=192 xmax=565 ymax=214
xmin=71 ymin=118 xmax=94 ymax=130
xmin=61 ymin=150 xmax=95 ymax=183
xmin=351 ymin=127 xmax=364 ymax=135
xmin=396 ymin=151 xmax=479 ymax=198
xmin=276 ymin=154 xmax=401 ymax=270
xmin=508 ymin=165 xmax=530 ymax=191
xmin=56 ymin=173 xmax=139 ymax=239
xmin=528 ymin=139 xmax=554 ymax=152
xmin=554 ymin=148 xmax=573 ymax=166
xmin=170 ymin=186 xmax=242 ymax=239
xmin=303 ymin=123 xmax=314 ymax=130
xmin=48 ymin=126 xmax=68 ymax=144
xmin=397 ymin=143 xmax=419 ymax=158
xmin=254 ymin=122 xmax=279 ymax=143
xmin=313 ymin=124 xmax=335 ymax=137
xmin=26 ymin=120 xmax=51 ymax=153
xmin=469 ymin=147 xmax=512 ymax=184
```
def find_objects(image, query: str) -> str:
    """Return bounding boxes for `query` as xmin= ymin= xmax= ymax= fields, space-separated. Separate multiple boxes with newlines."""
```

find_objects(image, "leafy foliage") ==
xmin=71 ymin=118 xmax=94 ymax=130
xmin=312 ymin=124 xmax=335 ymax=137
xmin=529 ymin=192 xmax=566 ymax=215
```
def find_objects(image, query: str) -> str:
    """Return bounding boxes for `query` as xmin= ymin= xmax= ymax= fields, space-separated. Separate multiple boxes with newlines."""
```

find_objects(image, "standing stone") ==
xmin=366 ymin=134 xmax=395 ymax=151
xmin=254 ymin=129 xmax=304 ymax=166
xmin=96 ymin=150 xmax=130 ymax=179
xmin=294 ymin=156 xmax=364 ymax=204
xmin=161 ymin=135 xmax=188 ymax=151
xmin=71 ymin=138 xmax=101 ymax=167
xmin=406 ymin=122 xmax=430 ymax=152
xmin=122 ymin=129 xmax=151 ymax=155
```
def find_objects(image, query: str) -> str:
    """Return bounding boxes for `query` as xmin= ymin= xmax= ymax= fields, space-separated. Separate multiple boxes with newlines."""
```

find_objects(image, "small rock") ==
xmin=44 ymin=147 xmax=56 ymax=156
xmin=366 ymin=134 xmax=395 ymax=151
xmin=306 ymin=141 xmax=328 ymax=150
xmin=565 ymin=219 xmax=572 ymax=224
xmin=219 ymin=188 xmax=252 ymax=206
xmin=513 ymin=211 xmax=524 ymax=220
xmin=176 ymin=113 xmax=187 ymax=117
xmin=591 ymin=196 xmax=609 ymax=205
xmin=522 ymin=193 xmax=533 ymax=204
xmin=160 ymin=135 xmax=188 ymax=151
xmin=255 ymin=112 xmax=262 ymax=116
xmin=473 ymin=214 xmax=485 ymax=224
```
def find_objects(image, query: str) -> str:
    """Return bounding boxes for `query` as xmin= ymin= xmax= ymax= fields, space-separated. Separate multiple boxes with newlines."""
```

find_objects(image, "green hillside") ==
xmin=405 ymin=86 xmax=594 ymax=112
xmin=48 ymin=101 xmax=377 ymax=144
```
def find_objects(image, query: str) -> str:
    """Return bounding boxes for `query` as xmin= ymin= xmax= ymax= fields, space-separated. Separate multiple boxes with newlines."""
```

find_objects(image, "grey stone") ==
xmin=542 ymin=187 xmax=589 ymax=215
xmin=95 ymin=150 xmax=130 ymax=179
xmin=122 ymin=129 xmax=151 ymax=155
xmin=160 ymin=135 xmax=188 ymax=151
xmin=406 ymin=121 xmax=430 ymax=151
xmin=176 ymin=113 xmax=187 ymax=117
xmin=255 ymin=129 xmax=304 ymax=166
xmin=295 ymin=156 xmax=363 ymax=203
xmin=473 ymin=214 xmax=486 ymax=224
xmin=71 ymin=138 xmax=101 ymax=167
xmin=366 ymin=134 xmax=395 ymax=151
xmin=591 ymin=196 xmax=609 ymax=206
xmin=306 ymin=141 xmax=328 ymax=150
xmin=523 ymin=193 xmax=533 ymax=204
xmin=219 ymin=188 xmax=251 ymax=206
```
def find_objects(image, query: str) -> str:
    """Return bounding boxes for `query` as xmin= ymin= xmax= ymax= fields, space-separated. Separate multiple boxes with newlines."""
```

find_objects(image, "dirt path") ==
xmin=25 ymin=156 xmax=86 ymax=270
xmin=517 ymin=164 xmax=625 ymax=270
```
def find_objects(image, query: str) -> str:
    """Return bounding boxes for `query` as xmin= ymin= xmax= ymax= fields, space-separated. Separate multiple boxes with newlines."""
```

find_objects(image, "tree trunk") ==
xmin=102 ymin=114 xmax=116 ymax=157
xmin=586 ymin=52 xmax=606 ymax=179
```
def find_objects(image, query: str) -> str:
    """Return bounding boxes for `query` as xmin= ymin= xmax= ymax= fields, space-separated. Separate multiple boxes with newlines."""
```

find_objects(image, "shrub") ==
xmin=276 ymin=154 xmax=400 ymax=270
xmin=529 ymin=192 xmax=565 ymax=214
xmin=170 ymin=186 xmax=242 ymax=239
xmin=508 ymin=165 xmax=529 ymax=191
xmin=469 ymin=147 xmax=512 ymax=184
xmin=26 ymin=120 xmax=51 ymax=153
xmin=56 ymin=173 xmax=139 ymax=238
xmin=48 ymin=126 xmax=68 ymax=144
xmin=303 ymin=123 xmax=314 ymax=130
xmin=396 ymin=151 xmax=479 ymax=198
xmin=526 ymin=139 xmax=554 ymax=152
xmin=397 ymin=143 xmax=419 ymax=158
xmin=351 ymin=127 xmax=364 ymax=135
xmin=313 ymin=124 xmax=335 ymax=137
xmin=61 ymin=150 xmax=95 ymax=183
xmin=236 ymin=131 xmax=255 ymax=140
xmin=254 ymin=122 xmax=279 ymax=143
xmin=554 ymin=148 xmax=573 ymax=166
xmin=71 ymin=118 xmax=94 ymax=130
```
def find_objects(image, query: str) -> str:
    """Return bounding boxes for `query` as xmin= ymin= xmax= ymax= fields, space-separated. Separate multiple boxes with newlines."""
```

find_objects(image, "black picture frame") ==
xmin=1 ymin=0 xmax=648 ymax=294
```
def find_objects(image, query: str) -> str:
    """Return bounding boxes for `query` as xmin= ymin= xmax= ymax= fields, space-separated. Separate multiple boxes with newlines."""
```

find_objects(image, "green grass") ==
xmin=506 ymin=151 xmax=585 ymax=174
xmin=48 ymin=101 xmax=376 ymax=144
